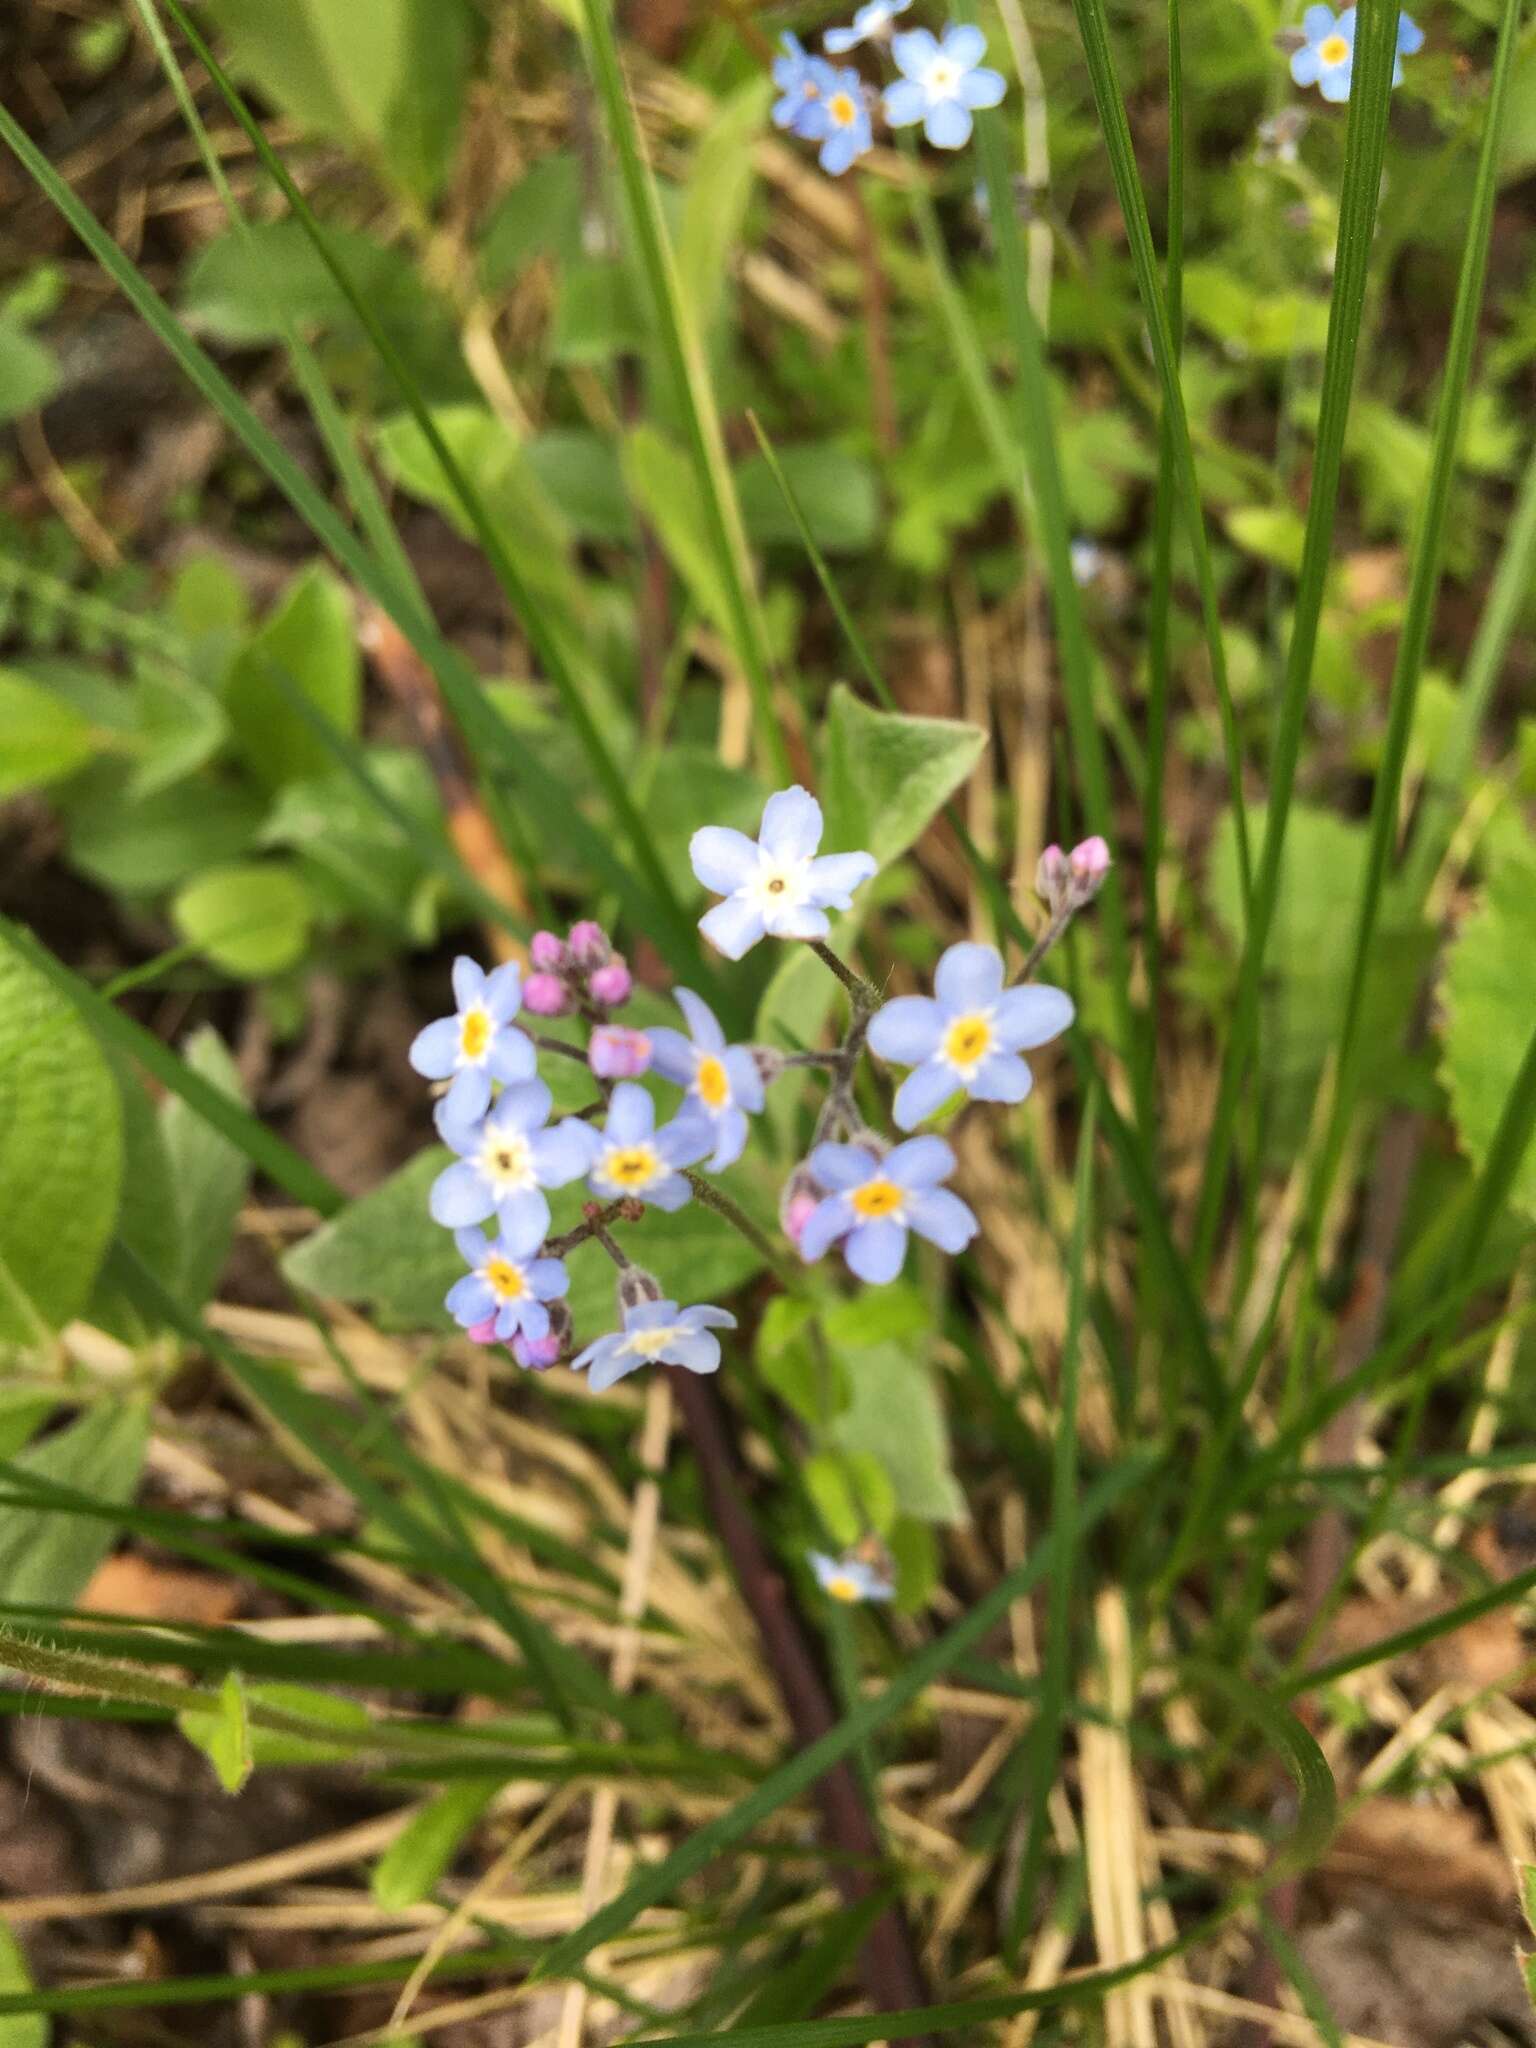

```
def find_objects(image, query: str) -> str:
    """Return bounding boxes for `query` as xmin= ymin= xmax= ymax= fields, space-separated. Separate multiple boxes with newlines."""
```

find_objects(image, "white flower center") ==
xmin=620 ymin=1323 xmax=687 ymax=1362
xmin=747 ymin=854 xmax=813 ymax=920
xmin=924 ymin=56 xmax=962 ymax=97
xmin=942 ymin=1009 xmax=995 ymax=1076
xmin=479 ymin=1130 xmax=534 ymax=1195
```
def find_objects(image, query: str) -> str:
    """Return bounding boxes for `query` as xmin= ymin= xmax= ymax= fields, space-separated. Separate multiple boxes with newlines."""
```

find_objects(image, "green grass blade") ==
xmin=577 ymin=0 xmax=788 ymax=783
xmin=1302 ymin=0 xmax=1523 ymax=1248
xmin=1189 ymin=0 xmax=1402 ymax=1276
xmin=0 ymin=913 xmax=342 ymax=1215
xmin=1057 ymin=0 xmax=1253 ymax=920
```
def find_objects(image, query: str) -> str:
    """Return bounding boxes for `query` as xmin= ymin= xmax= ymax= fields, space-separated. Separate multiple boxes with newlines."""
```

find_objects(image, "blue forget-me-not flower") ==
xmin=572 ymin=1299 xmax=738 ymax=1393
xmin=430 ymin=1078 xmax=596 ymax=1240
xmin=801 ymin=65 xmax=875 ymax=175
xmin=1290 ymin=6 xmax=1422 ymax=100
xmin=587 ymin=1082 xmax=712 ymax=1212
xmin=647 ymin=988 xmax=766 ymax=1172
xmin=446 ymin=1207 xmax=569 ymax=1344
xmin=825 ymin=0 xmax=912 ymax=53
xmin=772 ymin=32 xmax=835 ymax=135
xmin=884 ymin=24 xmax=1006 ymax=149
xmin=868 ymin=941 xmax=1074 ymax=1130
xmin=408 ymin=956 xmax=536 ymax=1125
xmin=690 ymin=786 xmax=876 ymax=960
xmin=810 ymin=1550 xmax=895 ymax=1603
xmin=799 ymin=1136 xmax=979 ymax=1284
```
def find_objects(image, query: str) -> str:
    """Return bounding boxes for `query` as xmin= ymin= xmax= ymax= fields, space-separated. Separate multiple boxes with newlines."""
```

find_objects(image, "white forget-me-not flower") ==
xmin=572 ymin=1299 xmax=738 ymax=1393
xmin=690 ymin=786 xmax=876 ymax=960
xmin=408 ymin=956 xmax=536 ymax=1125
xmin=430 ymin=1079 xmax=597 ymax=1240
xmin=799 ymin=1136 xmax=979 ymax=1284
xmin=587 ymin=1082 xmax=713 ymax=1212
xmin=868 ymin=941 xmax=1073 ymax=1130
xmin=647 ymin=988 xmax=765 ymax=1172
xmin=446 ymin=1206 xmax=569 ymax=1344
xmin=883 ymin=24 xmax=1006 ymax=149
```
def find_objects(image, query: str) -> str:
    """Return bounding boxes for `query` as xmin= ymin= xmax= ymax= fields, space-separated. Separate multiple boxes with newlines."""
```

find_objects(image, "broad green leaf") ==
xmin=1441 ymin=837 xmax=1536 ymax=1219
xmin=888 ymin=1516 xmax=940 ymax=1614
xmin=1183 ymin=262 xmax=1331 ymax=359
xmin=756 ymin=1296 xmax=846 ymax=1426
xmin=0 ymin=1399 xmax=150 ymax=1609
xmin=0 ymin=668 xmax=98 ymax=796
xmin=523 ymin=430 xmax=634 ymax=544
xmin=821 ymin=683 xmax=987 ymax=871
xmin=60 ymin=764 xmax=264 ymax=896
xmin=259 ymin=749 xmax=454 ymax=939
xmin=551 ymin=258 xmax=648 ymax=363
xmin=371 ymin=1781 xmax=497 ymax=1909
xmin=1520 ymin=1859 xmax=1536 ymax=1936
xmin=171 ymin=554 xmax=251 ymax=638
xmin=0 ymin=944 xmax=123 ymax=1339
xmin=200 ymin=0 xmax=477 ymax=199
xmin=805 ymin=1449 xmax=897 ymax=1545
xmin=224 ymin=564 xmax=360 ymax=791
xmin=161 ymin=1026 xmax=250 ymax=1310
xmin=173 ymin=862 xmax=314 ymax=979
xmin=736 ymin=445 xmax=878 ymax=555
xmin=183 ymin=218 xmax=445 ymax=346
xmin=0 ymin=319 xmax=58 ymax=426
xmin=1226 ymin=505 xmax=1307 ymax=574
xmin=478 ymin=153 xmax=583 ymax=286
xmin=0 ymin=1925 xmax=45 ymax=2048
xmin=831 ymin=1341 xmax=966 ymax=1525
xmin=179 ymin=1670 xmax=252 ymax=1793
xmin=283 ymin=1150 xmax=461 ymax=1329
xmin=88 ymin=1059 xmax=182 ymax=1341
xmin=0 ymin=1396 xmax=53 ymax=1463
xmin=677 ymin=77 xmax=771 ymax=339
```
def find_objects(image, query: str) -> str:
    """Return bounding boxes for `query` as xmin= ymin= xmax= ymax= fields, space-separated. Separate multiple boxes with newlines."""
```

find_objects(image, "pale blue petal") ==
xmin=1391 ymin=52 xmax=1404 ymax=82
xmin=1338 ymin=7 xmax=1357 ymax=40
xmin=681 ymin=1305 xmax=737 ymax=1332
xmin=967 ymin=1050 xmax=1033 ymax=1104
xmin=884 ymin=1135 xmax=957 ymax=1189
xmin=1319 ymin=57 xmax=1352 ymax=97
xmin=845 ymin=1217 xmax=908 ymax=1284
xmin=690 ymin=825 xmax=761 ymax=894
xmin=925 ymin=98 xmax=973 ymax=149
xmin=891 ymin=26 xmax=938 ymax=76
xmin=883 ymin=76 xmax=927 ymax=125
xmin=646 ymin=1028 xmax=698 ymax=1083
xmin=700 ymin=895 xmax=768 ymax=960
xmin=761 ymin=900 xmax=832 ymax=942
xmin=628 ymin=1299 xmax=680 ymax=1329
xmin=490 ymin=1078 xmax=552 ymax=1135
xmin=908 ymin=1186 xmax=979 ymax=1254
xmin=451 ymin=956 xmax=485 ymax=1011
xmin=868 ymin=995 xmax=944 ymax=1065
xmin=892 ymin=1059 xmax=960 ymax=1131
xmin=430 ymin=1161 xmax=494 ymax=1228
xmin=673 ymin=986 xmax=726 ymax=1051
xmin=454 ymin=1226 xmax=490 ymax=1265
xmin=992 ymin=983 xmax=1074 ymax=1051
xmin=943 ymin=21 xmax=987 ymax=65
xmin=488 ymin=1027 xmax=537 ymax=1084
xmin=810 ymin=1142 xmax=879 ymax=1190
xmin=484 ymin=961 xmax=522 ymax=1022
xmin=758 ymin=785 xmax=823 ymax=862
xmin=531 ymin=1120 xmax=599 ymax=1186
xmin=446 ymin=1275 xmax=495 ymax=1325
xmin=436 ymin=1100 xmax=482 ymax=1158
xmin=806 ymin=851 xmax=877 ymax=908
xmin=800 ymin=1194 xmax=852 ymax=1262
xmin=960 ymin=66 xmax=1006 ymax=108
xmin=495 ymin=1186 xmax=551 ymax=1247
xmin=1303 ymin=3 xmax=1337 ymax=37
xmin=573 ymin=1332 xmax=623 ymax=1376
xmin=708 ymin=1106 xmax=750 ymax=1172
xmin=668 ymin=1332 xmax=722 ymax=1375
xmin=604 ymin=1081 xmax=655 ymax=1146
xmin=1291 ymin=42 xmax=1323 ymax=81
xmin=824 ymin=24 xmax=859 ymax=51
xmin=442 ymin=1066 xmax=492 ymax=1124
xmin=934 ymin=941 xmax=1005 ymax=1013
xmin=587 ymin=1342 xmax=641 ymax=1393
xmin=645 ymin=1172 xmax=694 ymax=1212
xmin=820 ymin=129 xmax=859 ymax=177
xmin=499 ymin=1296 xmax=547 ymax=1342
xmin=724 ymin=1046 xmax=764 ymax=1112
xmin=409 ymin=1015 xmax=461 ymax=1080
xmin=1396 ymin=12 xmax=1423 ymax=53
xmin=526 ymin=1256 xmax=568 ymax=1301
xmin=657 ymin=1113 xmax=714 ymax=1168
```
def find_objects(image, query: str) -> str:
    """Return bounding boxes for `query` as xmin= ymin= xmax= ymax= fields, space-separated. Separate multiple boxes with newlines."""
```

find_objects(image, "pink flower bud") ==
xmin=588 ymin=960 xmax=632 ymax=1007
xmin=511 ymin=1329 xmax=563 ymax=1370
xmin=589 ymin=1025 xmax=651 ymax=1080
xmin=529 ymin=930 xmax=567 ymax=972
xmin=465 ymin=1316 xmax=500 ymax=1346
xmin=1069 ymin=835 xmax=1111 ymax=883
xmin=523 ymin=971 xmax=572 ymax=1016
xmin=1035 ymin=843 xmax=1069 ymax=905
xmin=784 ymin=1192 xmax=818 ymax=1246
xmin=567 ymin=920 xmax=610 ymax=968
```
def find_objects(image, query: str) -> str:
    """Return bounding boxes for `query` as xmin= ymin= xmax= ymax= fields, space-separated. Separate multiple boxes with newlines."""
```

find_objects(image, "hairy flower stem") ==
xmin=1018 ymin=901 xmax=1079 ymax=981
xmin=810 ymin=937 xmax=880 ymax=1010
xmin=683 ymin=1170 xmax=799 ymax=1286
xmin=544 ymin=1201 xmax=638 ymax=1260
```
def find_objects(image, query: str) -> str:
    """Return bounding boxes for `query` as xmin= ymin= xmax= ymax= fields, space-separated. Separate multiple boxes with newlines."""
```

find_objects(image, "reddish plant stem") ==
xmin=665 ymin=1364 xmax=935 ymax=2037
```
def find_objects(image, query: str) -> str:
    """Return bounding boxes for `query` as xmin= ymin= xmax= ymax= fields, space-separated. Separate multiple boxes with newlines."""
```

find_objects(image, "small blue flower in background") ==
xmin=690 ymin=785 xmax=877 ymax=960
xmin=772 ymin=32 xmax=835 ymax=136
xmin=572 ymin=1299 xmax=738 ymax=1393
xmin=408 ymin=956 xmax=535 ymax=1124
xmin=868 ymin=942 xmax=1074 ymax=1130
xmin=884 ymin=24 xmax=1006 ymax=149
xmin=587 ymin=1082 xmax=713 ymax=1212
xmin=825 ymin=0 xmax=912 ymax=54
xmin=647 ymin=988 xmax=765 ymax=1171
xmin=802 ymin=66 xmax=875 ymax=175
xmin=800 ymin=1136 xmax=979 ymax=1284
xmin=446 ymin=1207 xmax=569 ymax=1343
xmin=1290 ymin=6 xmax=1422 ymax=100
xmin=810 ymin=1550 xmax=895 ymax=1603
xmin=430 ymin=1078 xmax=596 ymax=1240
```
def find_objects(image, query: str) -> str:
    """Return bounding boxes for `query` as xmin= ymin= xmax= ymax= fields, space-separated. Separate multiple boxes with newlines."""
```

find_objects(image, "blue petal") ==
xmin=992 ymin=983 xmax=1074 ymax=1052
xmin=573 ymin=1332 xmax=624 ymax=1376
xmin=1319 ymin=57 xmax=1352 ymax=97
xmin=490 ymin=1078 xmax=552 ymax=1134
xmin=498 ymin=1296 xmax=548 ymax=1342
xmin=627 ymin=1300 xmax=679 ymax=1330
xmin=809 ymin=1142 xmax=879 ymax=1190
xmin=1396 ymin=12 xmax=1423 ymax=53
xmin=673 ymin=986 xmax=726 ymax=1052
xmin=484 ymin=961 xmax=522 ymax=1022
xmin=943 ymin=21 xmax=987 ymax=66
xmin=681 ymin=1304 xmax=737 ymax=1332
xmin=960 ymin=66 xmax=1006 ymax=109
xmin=891 ymin=26 xmax=938 ymax=76
xmin=823 ymin=24 xmax=859 ymax=51
xmin=892 ymin=1059 xmax=960 ymax=1131
xmin=699 ymin=895 xmax=767 ymax=959
xmin=800 ymin=1194 xmax=853 ymax=1262
xmin=454 ymin=1225 xmax=490 ymax=1266
xmin=526 ymin=1256 xmax=568 ymax=1301
xmin=761 ymin=899 xmax=831 ymax=941
xmin=644 ymin=1172 xmax=694 ymax=1212
xmin=488 ymin=1027 xmax=537 ymax=1084
xmin=691 ymin=825 xmax=760 ymax=894
xmin=408 ymin=1015 xmax=462 ymax=1080
xmin=587 ymin=1341 xmax=642 ymax=1393
xmin=883 ymin=76 xmax=927 ymax=126
xmin=805 ymin=851 xmax=877 ymax=908
xmin=1337 ymin=6 xmax=1357 ymax=40
xmin=446 ymin=1274 xmax=495 ymax=1325
xmin=925 ymin=98 xmax=973 ymax=149
xmin=668 ymin=1332 xmax=722 ymax=1375
xmin=885 ymin=1135 xmax=957 ymax=1189
xmin=1302 ymin=3 xmax=1337 ymax=38
xmin=442 ymin=1066 xmax=492 ymax=1124
xmin=844 ymin=1217 xmax=908 ymax=1284
xmin=646 ymin=1027 xmax=697 ymax=1083
xmin=430 ymin=1160 xmax=494 ymax=1229
xmin=657 ymin=1113 xmax=713 ymax=1168
xmin=724 ymin=1046 xmax=765 ymax=1113
xmin=934 ymin=941 xmax=1005 ymax=1013
xmin=604 ymin=1081 xmax=655 ymax=1146
xmin=868 ymin=995 xmax=944 ymax=1066
xmin=967 ymin=1050 xmax=1033 ymax=1104
xmin=451 ymin=956 xmax=485 ymax=1011
xmin=707 ymin=1106 xmax=750 ymax=1172
xmin=759 ymin=786 xmax=824 ymax=861
xmin=1291 ymin=43 xmax=1323 ymax=81
xmin=530 ymin=1119 xmax=598 ymax=1187
xmin=908 ymin=1186 xmax=979 ymax=1254
xmin=495 ymin=1186 xmax=551 ymax=1249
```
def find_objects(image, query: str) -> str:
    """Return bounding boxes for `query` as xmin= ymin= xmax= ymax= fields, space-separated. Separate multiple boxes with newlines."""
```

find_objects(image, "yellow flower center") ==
xmin=622 ymin=1324 xmax=686 ymax=1361
xmin=943 ymin=1012 xmax=993 ymax=1072
xmin=483 ymin=1257 xmax=524 ymax=1301
xmin=826 ymin=1573 xmax=862 ymax=1602
xmin=696 ymin=1055 xmax=730 ymax=1109
xmin=829 ymin=91 xmax=857 ymax=125
xmin=850 ymin=1177 xmax=903 ymax=1220
xmin=460 ymin=1008 xmax=491 ymax=1060
xmin=605 ymin=1144 xmax=661 ymax=1189
xmin=1318 ymin=33 xmax=1350 ymax=62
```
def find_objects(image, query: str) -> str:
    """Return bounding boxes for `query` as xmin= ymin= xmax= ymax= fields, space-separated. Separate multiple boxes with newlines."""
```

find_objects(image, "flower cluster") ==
xmin=772 ymin=7 xmax=1006 ymax=178
xmin=408 ymin=788 xmax=1105 ymax=1594
xmin=1281 ymin=5 xmax=1422 ymax=102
